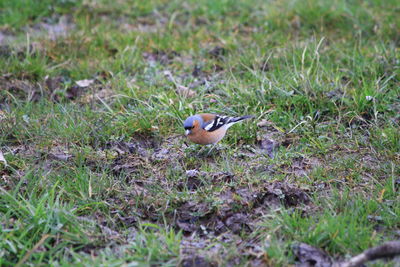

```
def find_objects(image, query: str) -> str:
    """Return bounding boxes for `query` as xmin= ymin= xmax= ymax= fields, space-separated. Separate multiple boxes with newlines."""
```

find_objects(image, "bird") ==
xmin=183 ymin=113 xmax=253 ymax=146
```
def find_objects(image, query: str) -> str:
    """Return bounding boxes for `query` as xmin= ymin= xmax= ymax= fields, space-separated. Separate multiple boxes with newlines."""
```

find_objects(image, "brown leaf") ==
xmin=75 ymin=79 xmax=94 ymax=87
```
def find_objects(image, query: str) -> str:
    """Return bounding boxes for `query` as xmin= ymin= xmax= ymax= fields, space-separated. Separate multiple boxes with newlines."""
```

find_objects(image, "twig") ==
xmin=16 ymin=234 xmax=51 ymax=267
xmin=336 ymin=241 xmax=400 ymax=267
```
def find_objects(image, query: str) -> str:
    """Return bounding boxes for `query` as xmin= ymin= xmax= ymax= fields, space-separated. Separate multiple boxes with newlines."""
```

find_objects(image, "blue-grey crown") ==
xmin=183 ymin=115 xmax=203 ymax=129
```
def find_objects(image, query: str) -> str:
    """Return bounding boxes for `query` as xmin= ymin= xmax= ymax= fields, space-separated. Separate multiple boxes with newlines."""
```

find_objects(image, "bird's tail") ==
xmin=227 ymin=115 xmax=254 ymax=126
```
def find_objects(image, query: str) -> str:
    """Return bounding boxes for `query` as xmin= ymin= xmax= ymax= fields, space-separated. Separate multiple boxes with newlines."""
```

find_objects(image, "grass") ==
xmin=0 ymin=0 xmax=79 ymax=29
xmin=0 ymin=0 xmax=399 ymax=266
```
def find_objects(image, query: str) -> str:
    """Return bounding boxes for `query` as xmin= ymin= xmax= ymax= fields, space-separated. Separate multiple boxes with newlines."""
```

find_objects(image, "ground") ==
xmin=0 ymin=0 xmax=399 ymax=266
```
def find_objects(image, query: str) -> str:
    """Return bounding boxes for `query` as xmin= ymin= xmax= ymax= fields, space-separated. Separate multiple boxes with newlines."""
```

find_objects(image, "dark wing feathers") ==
xmin=203 ymin=116 xmax=229 ymax=132
xmin=203 ymin=115 xmax=253 ymax=132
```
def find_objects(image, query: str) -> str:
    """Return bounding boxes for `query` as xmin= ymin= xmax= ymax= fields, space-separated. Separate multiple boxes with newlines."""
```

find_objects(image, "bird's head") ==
xmin=183 ymin=115 xmax=203 ymax=135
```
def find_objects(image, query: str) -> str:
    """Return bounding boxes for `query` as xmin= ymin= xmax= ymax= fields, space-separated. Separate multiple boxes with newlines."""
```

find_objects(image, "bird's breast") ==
xmin=188 ymin=128 xmax=227 ymax=145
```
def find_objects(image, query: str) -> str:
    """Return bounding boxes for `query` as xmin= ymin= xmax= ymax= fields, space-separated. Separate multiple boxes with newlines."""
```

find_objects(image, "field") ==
xmin=0 ymin=0 xmax=399 ymax=266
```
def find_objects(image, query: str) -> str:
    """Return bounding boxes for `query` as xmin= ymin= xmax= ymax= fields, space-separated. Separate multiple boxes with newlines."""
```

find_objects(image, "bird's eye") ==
xmin=184 ymin=126 xmax=194 ymax=130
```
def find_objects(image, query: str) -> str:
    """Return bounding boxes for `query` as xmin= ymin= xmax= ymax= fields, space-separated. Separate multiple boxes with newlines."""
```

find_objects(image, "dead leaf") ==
xmin=0 ymin=150 xmax=7 ymax=166
xmin=186 ymin=169 xmax=200 ymax=177
xmin=80 ymin=89 xmax=114 ymax=103
xmin=46 ymin=145 xmax=73 ymax=161
xmin=176 ymin=85 xmax=196 ymax=98
xmin=293 ymin=243 xmax=332 ymax=267
xmin=257 ymin=119 xmax=273 ymax=127
xmin=76 ymin=79 xmax=94 ymax=87
xmin=48 ymin=153 xmax=72 ymax=161
xmin=150 ymin=125 xmax=159 ymax=132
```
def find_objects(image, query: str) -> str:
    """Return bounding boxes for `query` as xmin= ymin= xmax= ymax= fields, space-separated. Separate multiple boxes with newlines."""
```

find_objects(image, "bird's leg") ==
xmin=205 ymin=143 xmax=218 ymax=156
xmin=196 ymin=144 xmax=214 ymax=157
xmin=197 ymin=145 xmax=206 ymax=155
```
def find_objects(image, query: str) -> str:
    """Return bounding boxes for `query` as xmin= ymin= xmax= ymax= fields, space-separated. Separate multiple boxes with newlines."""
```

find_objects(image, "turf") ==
xmin=0 ymin=0 xmax=399 ymax=266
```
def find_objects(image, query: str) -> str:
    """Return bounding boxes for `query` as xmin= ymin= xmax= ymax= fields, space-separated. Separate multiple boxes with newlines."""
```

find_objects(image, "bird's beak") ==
xmin=185 ymin=129 xmax=191 ymax=136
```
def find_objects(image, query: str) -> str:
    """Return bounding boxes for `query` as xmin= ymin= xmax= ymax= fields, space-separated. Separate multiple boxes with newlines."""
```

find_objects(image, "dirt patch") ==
xmin=0 ymin=15 xmax=75 ymax=66
xmin=99 ymin=11 xmax=168 ymax=34
xmin=111 ymin=154 xmax=148 ymax=177
xmin=45 ymin=145 xmax=73 ymax=161
xmin=103 ymin=139 xmax=163 ymax=179
xmin=28 ymin=15 xmax=75 ymax=41
xmin=0 ymin=143 xmax=75 ymax=193
xmin=0 ymin=77 xmax=42 ymax=101
xmin=323 ymin=148 xmax=392 ymax=187
xmin=95 ymin=131 xmax=315 ymax=240
xmin=0 ymin=76 xmax=61 ymax=102
xmin=173 ymin=181 xmax=312 ymax=266
xmin=1 ymin=124 xmax=318 ymax=264
xmin=174 ymin=181 xmax=311 ymax=236
xmin=0 ymin=31 xmax=16 ymax=45
xmin=1 ymin=15 xmax=75 ymax=45
xmin=256 ymin=119 xmax=296 ymax=158
xmin=0 ymin=74 xmax=120 ymax=104
xmin=179 ymin=171 xmax=206 ymax=191
xmin=0 ymin=167 xmax=25 ymax=191
xmin=177 ymin=170 xmax=234 ymax=191
xmin=283 ymin=157 xmax=322 ymax=177
xmin=105 ymin=140 xmax=152 ymax=156
xmin=256 ymin=181 xmax=311 ymax=209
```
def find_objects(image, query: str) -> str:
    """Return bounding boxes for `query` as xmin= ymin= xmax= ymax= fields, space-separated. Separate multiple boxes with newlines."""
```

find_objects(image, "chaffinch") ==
xmin=183 ymin=113 xmax=253 ymax=145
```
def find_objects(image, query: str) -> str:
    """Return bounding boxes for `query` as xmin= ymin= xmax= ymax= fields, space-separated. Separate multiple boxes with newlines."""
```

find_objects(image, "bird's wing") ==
xmin=203 ymin=115 xmax=229 ymax=132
